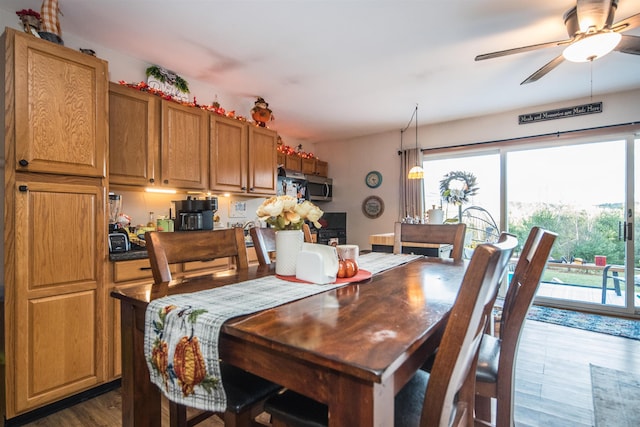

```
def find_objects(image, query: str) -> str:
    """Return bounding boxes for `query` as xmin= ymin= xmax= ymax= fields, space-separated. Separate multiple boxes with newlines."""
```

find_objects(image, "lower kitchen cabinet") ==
xmin=107 ymin=253 xmax=237 ymax=379
xmin=8 ymin=179 xmax=106 ymax=416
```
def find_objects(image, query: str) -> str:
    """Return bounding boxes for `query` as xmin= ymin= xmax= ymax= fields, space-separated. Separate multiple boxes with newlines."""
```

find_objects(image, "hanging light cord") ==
xmin=400 ymin=104 xmax=418 ymax=134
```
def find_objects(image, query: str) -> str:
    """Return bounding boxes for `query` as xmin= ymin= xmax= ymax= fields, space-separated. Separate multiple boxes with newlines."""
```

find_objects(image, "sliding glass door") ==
xmin=424 ymin=135 xmax=639 ymax=317
xmin=506 ymin=140 xmax=629 ymax=313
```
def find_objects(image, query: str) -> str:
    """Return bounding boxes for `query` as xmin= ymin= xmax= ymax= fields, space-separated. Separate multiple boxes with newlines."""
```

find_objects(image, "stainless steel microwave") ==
xmin=305 ymin=175 xmax=332 ymax=202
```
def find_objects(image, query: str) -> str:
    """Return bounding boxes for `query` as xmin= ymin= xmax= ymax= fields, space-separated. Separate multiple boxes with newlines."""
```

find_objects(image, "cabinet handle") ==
xmin=18 ymin=185 xmax=28 ymax=192
xmin=19 ymin=159 xmax=29 ymax=167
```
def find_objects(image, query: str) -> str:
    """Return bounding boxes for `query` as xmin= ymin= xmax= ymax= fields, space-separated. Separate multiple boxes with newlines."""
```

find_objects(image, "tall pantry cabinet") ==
xmin=1 ymin=28 xmax=108 ymax=419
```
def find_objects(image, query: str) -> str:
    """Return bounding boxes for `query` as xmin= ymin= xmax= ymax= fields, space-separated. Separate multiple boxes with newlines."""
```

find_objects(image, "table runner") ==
xmin=144 ymin=252 xmax=422 ymax=412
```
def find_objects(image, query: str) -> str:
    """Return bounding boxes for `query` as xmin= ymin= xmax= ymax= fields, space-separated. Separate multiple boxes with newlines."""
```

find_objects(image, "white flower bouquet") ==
xmin=256 ymin=196 xmax=323 ymax=230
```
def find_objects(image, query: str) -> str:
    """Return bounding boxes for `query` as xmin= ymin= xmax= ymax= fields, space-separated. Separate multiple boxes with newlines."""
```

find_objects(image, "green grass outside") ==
xmin=540 ymin=267 xmax=625 ymax=290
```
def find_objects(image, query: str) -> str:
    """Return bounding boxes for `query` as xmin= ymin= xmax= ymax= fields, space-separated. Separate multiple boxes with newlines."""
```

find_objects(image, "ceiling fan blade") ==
xmin=520 ymin=55 xmax=565 ymax=85
xmin=577 ymin=0 xmax=613 ymax=31
xmin=615 ymin=34 xmax=640 ymax=55
xmin=475 ymin=39 xmax=572 ymax=61
xmin=611 ymin=12 xmax=640 ymax=33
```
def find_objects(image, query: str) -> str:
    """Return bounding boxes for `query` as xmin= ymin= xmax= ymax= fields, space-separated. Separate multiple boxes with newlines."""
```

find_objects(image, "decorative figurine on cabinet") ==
xmin=251 ymin=97 xmax=274 ymax=127
xmin=39 ymin=0 xmax=63 ymax=45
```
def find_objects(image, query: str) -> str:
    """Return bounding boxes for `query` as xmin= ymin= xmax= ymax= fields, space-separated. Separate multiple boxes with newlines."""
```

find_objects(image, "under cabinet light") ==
xmin=145 ymin=187 xmax=177 ymax=194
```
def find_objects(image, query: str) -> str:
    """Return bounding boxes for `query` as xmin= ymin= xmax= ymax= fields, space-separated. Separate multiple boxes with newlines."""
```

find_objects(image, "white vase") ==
xmin=275 ymin=229 xmax=304 ymax=276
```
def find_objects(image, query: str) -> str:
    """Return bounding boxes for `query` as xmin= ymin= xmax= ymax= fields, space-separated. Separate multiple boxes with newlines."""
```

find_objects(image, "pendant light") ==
xmin=402 ymin=104 xmax=424 ymax=180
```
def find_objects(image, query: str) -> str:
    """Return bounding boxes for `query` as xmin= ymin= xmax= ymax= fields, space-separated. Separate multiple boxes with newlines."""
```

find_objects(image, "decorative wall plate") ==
xmin=365 ymin=170 xmax=383 ymax=188
xmin=362 ymin=195 xmax=384 ymax=219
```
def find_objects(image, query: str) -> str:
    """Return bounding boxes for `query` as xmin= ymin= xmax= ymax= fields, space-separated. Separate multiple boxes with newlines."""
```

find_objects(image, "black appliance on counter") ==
xmin=313 ymin=212 xmax=346 ymax=245
xmin=174 ymin=196 xmax=218 ymax=231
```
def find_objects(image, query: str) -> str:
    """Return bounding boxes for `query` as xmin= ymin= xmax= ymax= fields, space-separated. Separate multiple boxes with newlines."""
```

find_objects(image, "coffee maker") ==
xmin=174 ymin=196 xmax=218 ymax=231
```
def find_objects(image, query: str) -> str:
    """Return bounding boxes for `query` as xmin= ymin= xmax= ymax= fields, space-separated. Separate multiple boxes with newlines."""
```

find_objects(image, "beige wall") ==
xmin=314 ymin=89 xmax=640 ymax=249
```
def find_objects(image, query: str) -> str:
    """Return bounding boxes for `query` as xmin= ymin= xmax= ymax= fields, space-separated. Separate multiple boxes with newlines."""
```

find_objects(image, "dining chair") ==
xmin=145 ymin=228 xmax=282 ymax=427
xmin=263 ymin=235 xmax=517 ymax=427
xmin=474 ymin=227 xmax=557 ymax=427
xmin=393 ymin=222 xmax=467 ymax=261
xmin=249 ymin=225 xmax=313 ymax=266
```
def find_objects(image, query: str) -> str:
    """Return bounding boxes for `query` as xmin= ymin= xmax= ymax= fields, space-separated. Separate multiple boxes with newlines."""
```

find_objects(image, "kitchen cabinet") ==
xmin=107 ymin=256 xmax=230 ymax=379
xmin=314 ymin=160 xmax=329 ymax=177
xmin=248 ymin=125 xmax=279 ymax=195
xmin=161 ymin=101 xmax=208 ymax=190
xmin=108 ymin=82 xmax=159 ymax=186
xmin=210 ymin=116 xmax=278 ymax=196
xmin=1 ymin=28 xmax=108 ymax=419
xmin=12 ymin=30 xmax=107 ymax=178
xmin=285 ymin=155 xmax=302 ymax=171
xmin=108 ymin=83 xmax=208 ymax=191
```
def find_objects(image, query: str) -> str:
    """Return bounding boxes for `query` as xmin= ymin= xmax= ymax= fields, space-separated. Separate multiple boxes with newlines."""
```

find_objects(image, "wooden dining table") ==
xmin=111 ymin=255 xmax=467 ymax=426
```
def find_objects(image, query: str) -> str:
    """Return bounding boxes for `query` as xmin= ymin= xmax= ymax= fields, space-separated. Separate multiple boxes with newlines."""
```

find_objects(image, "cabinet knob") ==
xmin=163 ymin=179 xmax=169 ymax=184
xmin=249 ymin=188 xmax=254 ymax=192
xmin=19 ymin=159 xmax=29 ymax=167
xmin=241 ymin=186 xmax=247 ymax=191
xmin=149 ymin=178 xmax=155 ymax=184
xmin=18 ymin=185 xmax=28 ymax=192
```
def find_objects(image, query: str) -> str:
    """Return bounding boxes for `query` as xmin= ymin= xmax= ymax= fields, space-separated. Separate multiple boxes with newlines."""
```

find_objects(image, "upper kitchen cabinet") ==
xmin=160 ymin=101 xmax=208 ymax=190
xmin=248 ymin=125 xmax=278 ymax=195
xmin=210 ymin=115 xmax=277 ymax=196
xmin=108 ymin=82 xmax=159 ymax=186
xmin=7 ymin=28 xmax=107 ymax=178
xmin=108 ymin=84 xmax=208 ymax=191
xmin=209 ymin=114 xmax=248 ymax=193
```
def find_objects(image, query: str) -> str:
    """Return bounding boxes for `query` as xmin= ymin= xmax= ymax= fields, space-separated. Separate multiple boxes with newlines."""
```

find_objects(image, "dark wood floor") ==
xmin=16 ymin=319 xmax=640 ymax=427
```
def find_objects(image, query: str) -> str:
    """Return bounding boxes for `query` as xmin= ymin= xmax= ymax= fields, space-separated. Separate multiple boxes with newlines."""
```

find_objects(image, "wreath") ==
xmin=439 ymin=171 xmax=479 ymax=205
xmin=145 ymin=65 xmax=190 ymax=94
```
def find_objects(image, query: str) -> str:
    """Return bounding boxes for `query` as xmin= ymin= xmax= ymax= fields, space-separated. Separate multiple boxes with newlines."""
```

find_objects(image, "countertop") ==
xmin=109 ymin=236 xmax=255 ymax=262
xmin=369 ymin=232 xmax=449 ymax=248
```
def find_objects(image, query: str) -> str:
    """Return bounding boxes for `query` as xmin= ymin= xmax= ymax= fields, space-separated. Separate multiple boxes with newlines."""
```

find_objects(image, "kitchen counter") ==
xmin=369 ymin=233 xmax=452 ymax=257
xmin=109 ymin=235 xmax=255 ymax=262
xmin=109 ymin=250 xmax=149 ymax=261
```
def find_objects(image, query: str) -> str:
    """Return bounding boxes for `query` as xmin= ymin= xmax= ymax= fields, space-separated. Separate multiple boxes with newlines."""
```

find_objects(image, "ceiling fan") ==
xmin=475 ymin=0 xmax=640 ymax=84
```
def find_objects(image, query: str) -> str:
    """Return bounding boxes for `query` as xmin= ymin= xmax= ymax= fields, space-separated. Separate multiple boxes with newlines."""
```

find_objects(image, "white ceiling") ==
xmin=3 ymin=0 xmax=640 ymax=144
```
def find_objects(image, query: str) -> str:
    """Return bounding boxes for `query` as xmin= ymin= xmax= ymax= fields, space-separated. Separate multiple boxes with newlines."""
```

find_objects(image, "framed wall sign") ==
xmin=365 ymin=170 xmax=383 ymax=188
xmin=362 ymin=195 xmax=384 ymax=219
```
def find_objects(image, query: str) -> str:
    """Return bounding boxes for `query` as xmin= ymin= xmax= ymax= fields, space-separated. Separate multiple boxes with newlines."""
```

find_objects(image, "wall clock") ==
xmin=362 ymin=196 xmax=385 ymax=219
xmin=365 ymin=171 xmax=383 ymax=188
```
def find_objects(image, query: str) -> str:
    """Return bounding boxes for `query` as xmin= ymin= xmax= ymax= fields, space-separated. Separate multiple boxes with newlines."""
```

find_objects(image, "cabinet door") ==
xmin=12 ymin=180 xmax=105 ymax=414
xmin=160 ymin=101 xmax=208 ymax=189
xmin=109 ymin=83 xmax=159 ymax=186
xmin=11 ymin=29 xmax=107 ymax=177
xmin=248 ymin=126 xmax=278 ymax=195
xmin=315 ymin=160 xmax=329 ymax=177
xmin=301 ymin=158 xmax=316 ymax=174
xmin=210 ymin=115 xmax=248 ymax=193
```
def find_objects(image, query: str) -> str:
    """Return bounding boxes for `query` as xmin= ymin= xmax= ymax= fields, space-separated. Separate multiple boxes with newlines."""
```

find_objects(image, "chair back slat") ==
xmin=393 ymin=222 xmax=467 ymax=260
xmin=145 ymin=228 xmax=248 ymax=284
xmin=422 ymin=234 xmax=517 ymax=427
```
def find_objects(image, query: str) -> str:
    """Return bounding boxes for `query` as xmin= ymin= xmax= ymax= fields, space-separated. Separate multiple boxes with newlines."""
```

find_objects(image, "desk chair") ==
xmin=475 ymin=227 xmax=557 ymax=427
xmin=249 ymin=224 xmax=313 ymax=266
xmin=263 ymin=236 xmax=517 ymax=427
xmin=145 ymin=228 xmax=282 ymax=427
xmin=393 ymin=222 xmax=467 ymax=261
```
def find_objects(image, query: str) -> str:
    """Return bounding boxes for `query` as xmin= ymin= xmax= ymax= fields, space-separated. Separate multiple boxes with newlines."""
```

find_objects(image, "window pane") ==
xmin=423 ymin=153 xmax=501 ymax=224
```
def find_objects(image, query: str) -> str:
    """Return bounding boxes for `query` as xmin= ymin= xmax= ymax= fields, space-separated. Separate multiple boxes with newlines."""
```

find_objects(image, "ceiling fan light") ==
xmin=562 ymin=32 xmax=622 ymax=62
xmin=408 ymin=165 xmax=424 ymax=180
